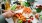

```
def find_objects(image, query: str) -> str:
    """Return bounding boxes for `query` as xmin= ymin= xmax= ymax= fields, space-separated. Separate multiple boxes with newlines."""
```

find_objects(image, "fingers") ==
xmin=3 ymin=10 xmax=8 ymax=12
xmin=2 ymin=10 xmax=12 ymax=12
xmin=11 ymin=10 xmax=15 ymax=13
xmin=2 ymin=10 xmax=16 ymax=18
xmin=7 ymin=10 xmax=15 ymax=17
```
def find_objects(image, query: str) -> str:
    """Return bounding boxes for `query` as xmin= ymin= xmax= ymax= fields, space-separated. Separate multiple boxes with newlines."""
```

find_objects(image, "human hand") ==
xmin=0 ymin=9 xmax=7 ymax=13
xmin=2 ymin=10 xmax=15 ymax=18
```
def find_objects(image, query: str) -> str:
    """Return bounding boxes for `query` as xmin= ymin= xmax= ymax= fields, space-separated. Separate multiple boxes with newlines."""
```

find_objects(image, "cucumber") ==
xmin=11 ymin=4 xmax=17 ymax=10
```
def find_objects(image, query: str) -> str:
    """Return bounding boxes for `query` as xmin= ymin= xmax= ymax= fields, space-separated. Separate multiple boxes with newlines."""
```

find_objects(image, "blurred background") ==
xmin=0 ymin=0 xmax=42 ymax=23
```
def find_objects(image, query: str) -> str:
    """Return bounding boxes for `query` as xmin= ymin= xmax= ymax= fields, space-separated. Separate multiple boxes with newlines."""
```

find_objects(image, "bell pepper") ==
xmin=18 ymin=20 xmax=23 ymax=23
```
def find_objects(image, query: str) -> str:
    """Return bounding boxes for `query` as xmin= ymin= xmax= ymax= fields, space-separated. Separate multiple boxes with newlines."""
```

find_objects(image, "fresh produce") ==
xmin=11 ymin=4 xmax=17 ymax=10
xmin=40 ymin=16 xmax=42 ymax=20
xmin=36 ymin=5 xmax=42 ymax=13
xmin=21 ymin=2 xmax=31 ymax=7
xmin=18 ymin=20 xmax=22 ymax=23
xmin=23 ymin=7 xmax=32 ymax=14
xmin=36 ymin=5 xmax=42 ymax=10
xmin=5 ymin=1 xmax=10 ymax=10
xmin=29 ymin=16 xmax=34 ymax=20
xmin=15 ymin=13 xmax=22 ymax=18
xmin=36 ymin=8 xmax=41 ymax=13
xmin=16 ymin=5 xmax=24 ymax=10
xmin=35 ymin=14 xmax=39 ymax=19
xmin=16 ymin=5 xmax=21 ymax=9
xmin=28 ymin=19 xmax=31 ymax=23
xmin=9 ymin=1 xmax=40 ymax=23
xmin=14 ymin=13 xmax=26 ymax=21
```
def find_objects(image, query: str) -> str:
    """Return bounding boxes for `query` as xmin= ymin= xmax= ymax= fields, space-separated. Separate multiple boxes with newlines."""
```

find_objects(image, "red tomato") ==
xmin=28 ymin=19 xmax=31 ymax=23
xmin=31 ymin=17 xmax=34 ymax=20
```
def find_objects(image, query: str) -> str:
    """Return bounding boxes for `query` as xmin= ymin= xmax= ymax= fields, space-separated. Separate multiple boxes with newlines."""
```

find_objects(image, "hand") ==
xmin=2 ymin=10 xmax=8 ymax=13
xmin=2 ymin=10 xmax=15 ymax=18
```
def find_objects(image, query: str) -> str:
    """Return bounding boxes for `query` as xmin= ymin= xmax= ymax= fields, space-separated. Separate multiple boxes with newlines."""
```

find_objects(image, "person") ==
xmin=0 ymin=10 xmax=15 ymax=23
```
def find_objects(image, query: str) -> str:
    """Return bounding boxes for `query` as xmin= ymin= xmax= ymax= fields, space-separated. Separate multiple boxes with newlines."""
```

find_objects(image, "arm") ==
xmin=0 ymin=15 xmax=5 ymax=23
xmin=0 ymin=10 xmax=15 ymax=23
xmin=0 ymin=8 xmax=5 ymax=23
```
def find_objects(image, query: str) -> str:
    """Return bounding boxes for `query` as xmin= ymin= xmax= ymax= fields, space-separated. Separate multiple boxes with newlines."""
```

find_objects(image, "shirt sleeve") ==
xmin=0 ymin=15 xmax=5 ymax=23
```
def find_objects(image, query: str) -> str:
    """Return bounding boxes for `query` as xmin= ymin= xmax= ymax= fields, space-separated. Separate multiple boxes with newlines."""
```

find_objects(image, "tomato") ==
xmin=28 ymin=19 xmax=31 ymax=23
xmin=29 ymin=16 xmax=34 ymax=20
